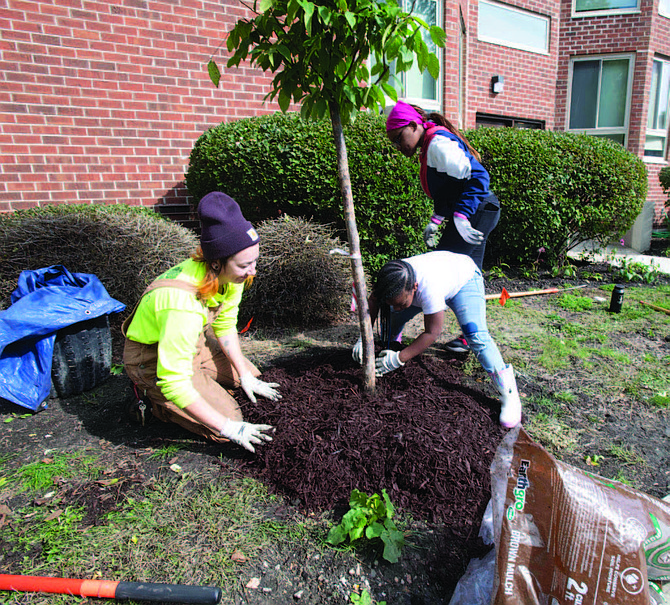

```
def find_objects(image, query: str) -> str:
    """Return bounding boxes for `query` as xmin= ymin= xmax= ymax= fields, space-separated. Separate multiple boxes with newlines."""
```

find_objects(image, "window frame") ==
xmin=477 ymin=0 xmax=550 ymax=56
xmin=644 ymin=57 xmax=670 ymax=163
xmin=660 ymin=0 xmax=670 ymax=18
xmin=566 ymin=53 xmax=635 ymax=146
xmin=390 ymin=0 xmax=443 ymax=112
xmin=571 ymin=0 xmax=640 ymax=19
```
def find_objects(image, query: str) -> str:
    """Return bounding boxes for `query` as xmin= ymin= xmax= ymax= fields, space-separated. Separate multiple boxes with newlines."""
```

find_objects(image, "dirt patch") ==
xmin=2 ymin=258 xmax=670 ymax=604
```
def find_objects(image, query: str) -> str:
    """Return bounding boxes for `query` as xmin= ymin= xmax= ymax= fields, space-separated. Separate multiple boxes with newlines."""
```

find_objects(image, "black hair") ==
xmin=373 ymin=260 xmax=415 ymax=303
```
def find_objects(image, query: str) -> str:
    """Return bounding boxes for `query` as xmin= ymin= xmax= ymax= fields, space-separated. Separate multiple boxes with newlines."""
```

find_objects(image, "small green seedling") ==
xmin=351 ymin=589 xmax=386 ymax=605
xmin=110 ymin=363 xmax=124 ymax=376
xmin=327 ymin=489 xmax=405 ymax=564
xmin=585 ymin=454 xmax=603 ymax=467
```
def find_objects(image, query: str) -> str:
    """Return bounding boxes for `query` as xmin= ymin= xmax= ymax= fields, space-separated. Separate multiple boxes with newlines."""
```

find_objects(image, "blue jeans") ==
xmin=387 ymin=270 xmax=505 ymax=374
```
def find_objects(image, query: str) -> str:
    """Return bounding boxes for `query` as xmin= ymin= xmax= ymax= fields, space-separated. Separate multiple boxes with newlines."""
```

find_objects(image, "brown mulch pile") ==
xmin=241 ymin=349 xmax=504 ymax=529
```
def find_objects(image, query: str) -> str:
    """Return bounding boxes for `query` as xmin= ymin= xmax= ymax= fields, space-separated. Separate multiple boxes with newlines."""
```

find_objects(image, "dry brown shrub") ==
xmin=0 ymin=205 xmax=198 ymax=311
xmin=239 ymin=215 xmax=355 ymax=329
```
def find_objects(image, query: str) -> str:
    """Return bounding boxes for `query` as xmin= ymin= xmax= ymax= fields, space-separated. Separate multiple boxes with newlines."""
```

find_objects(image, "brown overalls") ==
xmin=122 ymin=279 xmax=260 ymax=443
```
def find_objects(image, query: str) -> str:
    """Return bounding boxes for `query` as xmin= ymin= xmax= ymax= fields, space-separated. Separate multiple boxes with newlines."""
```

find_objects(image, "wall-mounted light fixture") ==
xmin=491 ymin=75 xmax=504 ymax=94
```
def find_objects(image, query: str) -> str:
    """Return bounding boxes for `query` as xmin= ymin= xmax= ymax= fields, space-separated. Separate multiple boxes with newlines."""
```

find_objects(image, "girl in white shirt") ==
xmin=353 ymin=251 xmax=521 ymax=428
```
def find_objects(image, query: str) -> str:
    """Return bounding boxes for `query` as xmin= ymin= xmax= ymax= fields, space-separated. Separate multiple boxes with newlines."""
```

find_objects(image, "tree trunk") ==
xmin=329 ymin=103 xmax=376 ymax=393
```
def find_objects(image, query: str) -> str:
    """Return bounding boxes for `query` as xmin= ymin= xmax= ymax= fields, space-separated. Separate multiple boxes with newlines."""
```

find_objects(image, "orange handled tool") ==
xmin=640 ymin=300 xmax=670 ymax=316
xmin=485 ymin=285 xmax=588 ymax=306
xmin=0 ymin=574 xmax=222 ymax=604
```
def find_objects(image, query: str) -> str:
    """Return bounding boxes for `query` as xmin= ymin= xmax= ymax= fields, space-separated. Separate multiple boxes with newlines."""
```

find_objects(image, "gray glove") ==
xmin=375 ymin=350 xmax=404 ymax=377
xmin=240 ymin=372 xmax=281 ymax=403
xmin=219 ymin=418 xmax=274 ymax=453
xmin=453 ymin=212 xmax=484 ymax=245
xmin=423 ymin=222 xmax=440 ymax=248
xmin=352 ymin=337 xmax=363 ymax=364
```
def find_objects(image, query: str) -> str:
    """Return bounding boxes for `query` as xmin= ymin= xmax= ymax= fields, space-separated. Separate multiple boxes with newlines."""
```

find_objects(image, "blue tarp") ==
xmin=0 ymin=265 xmax=126 ymax=411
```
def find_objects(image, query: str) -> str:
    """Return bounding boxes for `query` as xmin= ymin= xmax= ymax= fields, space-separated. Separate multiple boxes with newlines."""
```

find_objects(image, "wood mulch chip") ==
xmin=241 ymin=349 xmax=504 ymax=529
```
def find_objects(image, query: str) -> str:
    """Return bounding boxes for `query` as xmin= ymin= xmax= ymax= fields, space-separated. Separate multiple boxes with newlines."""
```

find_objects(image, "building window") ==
xmin=476 ymin=113 xmax=545 ymax=129
xmin=573 ymin=0 xmax=639 ymax=17
xmin=646 ymin=58 xmax=670 ymax=159
xmin=387 ymin=0 xmax=442 ymax=110
xmin=478 ymin=0 xmax=550 ymax=55
xmin=661 ymin=0 xmax=670 ymax=18
xmin=567 ymin=55 xmax=633 ymax=146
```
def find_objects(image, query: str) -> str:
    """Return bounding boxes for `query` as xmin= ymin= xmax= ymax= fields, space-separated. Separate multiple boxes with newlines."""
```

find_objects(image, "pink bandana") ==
xmin=386 ymin=100 xmax=436 ymax=132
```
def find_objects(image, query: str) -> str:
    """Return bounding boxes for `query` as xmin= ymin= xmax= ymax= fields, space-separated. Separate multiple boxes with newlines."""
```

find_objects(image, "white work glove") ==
xmin=240 ymin=372 xmax=281 ymax=403
xmin=453 ymin=212 xmax=484 ymax=245
xmin=423 ymin=222 xmax=440 ymax=248
xmin=352 ymin=337 xmax=363 ymax=365
xmin=375 ymin=350 xmax=404 ymax=377
xmin=219 ymin=418 xmax=274 ymax=453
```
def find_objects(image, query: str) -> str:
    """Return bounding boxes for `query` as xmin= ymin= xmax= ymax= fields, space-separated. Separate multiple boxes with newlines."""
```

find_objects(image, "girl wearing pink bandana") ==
xmin=386 ymin=101 xmax=501 ymax=353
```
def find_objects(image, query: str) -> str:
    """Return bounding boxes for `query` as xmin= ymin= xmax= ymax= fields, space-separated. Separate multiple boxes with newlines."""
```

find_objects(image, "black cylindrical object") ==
xmin=609 ymin=285 xmax=625 ymax=313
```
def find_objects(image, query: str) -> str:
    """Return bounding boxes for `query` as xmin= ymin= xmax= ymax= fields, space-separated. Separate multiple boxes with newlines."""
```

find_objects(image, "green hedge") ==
xmin=186 ymin=112 xmax=431 ymax=274
xmin=187 ymin=112 xmax=649 ymax=270
xmin=467 ymin=127 xmax=648 ymax=265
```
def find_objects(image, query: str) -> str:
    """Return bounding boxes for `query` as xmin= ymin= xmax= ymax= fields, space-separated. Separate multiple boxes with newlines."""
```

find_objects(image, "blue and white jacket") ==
xmin=419 ymin=126 xmax=491 ymax=219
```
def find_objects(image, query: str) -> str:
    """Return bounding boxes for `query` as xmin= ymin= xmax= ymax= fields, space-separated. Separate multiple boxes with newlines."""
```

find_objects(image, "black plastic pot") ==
xmin=50 ymin=314 xmax=112 ymax=398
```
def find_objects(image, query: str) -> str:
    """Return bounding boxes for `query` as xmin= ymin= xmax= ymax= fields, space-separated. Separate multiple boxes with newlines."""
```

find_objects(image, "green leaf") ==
xmin=381 ymin=530 xmax=403 ymax=564
xmin=303 ymin=1 xmax=315 ymax=34
xmin=317 ymin=5 xmax=332 ymax=25
xmin=260 ymin=0 xmax=274 ymax=12
xmin=426 ymin=53 xmax=440 ymax=80
xmin=365 ymin=521 xmax=384 ymax=539
xmin=429 ymin=25 xmax=446 ymax=47
xmin=278 ymin=89 xmax=291 ymax=112
xmin=326 ymin=523 xmax=348 ymax=545
xmin=207 ymin=60 xmax=221 ymax=88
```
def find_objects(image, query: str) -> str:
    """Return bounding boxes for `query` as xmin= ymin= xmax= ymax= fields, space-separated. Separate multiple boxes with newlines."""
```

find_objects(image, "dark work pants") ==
xmin=436 ymin=192 xmax=501 ymax=270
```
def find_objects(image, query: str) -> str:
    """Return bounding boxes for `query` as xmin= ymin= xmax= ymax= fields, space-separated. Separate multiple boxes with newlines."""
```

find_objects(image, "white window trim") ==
xmin=660 ymin=0 xmax=670 ymax=19
xmin=383 ymin=0 xmax=443 ymax=113
xmin=571 ymin=0 xmax=640 ymax=19
xmin=644 ymin=57 xmax=670 ymax=161
xmin=566 ymin=52 xmax=635 ymax=145
xmin=477 ymin=0 xmax=550 ymax=56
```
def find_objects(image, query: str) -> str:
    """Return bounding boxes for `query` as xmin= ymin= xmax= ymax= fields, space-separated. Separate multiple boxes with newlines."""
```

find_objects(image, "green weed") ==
xmin=14 ymin=451 xmax=100 ymax=491
xmin=327 ymin=489 xmax=405 ymax=564
xmin=649 ymin=392 xmax=670 ymax=408
xmin=608 ymin=444 xmax=645 ymax=466
xmin=554 ymin=391 xmax=577 ymax=404
xmin=351 ymin=589 xmax=386 ymax=605
xmin=486 ymin=264 xmax=509 ymax=280
xmin=148 ymin=443 xmax=186 ymax=460
xmin=614 ymin=258 xmax=661 ymax=283
xmin=555 ymin=294 xmax=593 ymax=311
xmin=525 ymin=414 xmax=580 ymax=454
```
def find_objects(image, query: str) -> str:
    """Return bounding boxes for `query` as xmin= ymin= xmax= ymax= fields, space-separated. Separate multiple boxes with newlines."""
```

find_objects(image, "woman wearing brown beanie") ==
xmin=123 ymin=191 xmax=279 ymax=452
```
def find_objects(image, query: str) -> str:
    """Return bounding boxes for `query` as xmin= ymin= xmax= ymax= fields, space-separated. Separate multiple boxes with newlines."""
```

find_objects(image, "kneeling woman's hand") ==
xmin=375 ymin=350 xmax=404 ymax=376
xmin=219 ymin=418 xmax=274 ymax=453
xmin=240 ymin=372 xmax=282 ymax=403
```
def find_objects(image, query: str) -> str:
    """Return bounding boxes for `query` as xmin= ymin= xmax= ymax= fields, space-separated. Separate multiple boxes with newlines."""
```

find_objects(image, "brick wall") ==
xmin=0 ymin=0 xmax=281 ymax=213
xmin=463 ymin=0 xmax=561 ymax=130
xmin=556 ymin=0 xmax=668 ymax=225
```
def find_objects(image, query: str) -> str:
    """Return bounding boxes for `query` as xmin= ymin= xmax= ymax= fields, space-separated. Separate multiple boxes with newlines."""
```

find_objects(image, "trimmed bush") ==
xmin=0 ymin=204 xmax=198 ymax=311
xmin=658 ymin=166 xmax=670 ymax=228
xmin=186 ymin=112 xmax=431 ymax=274
xmin=238 ymin=216 xmax=353 ymax=329
xmin=467 ymin=127 xmax=648 ymax=265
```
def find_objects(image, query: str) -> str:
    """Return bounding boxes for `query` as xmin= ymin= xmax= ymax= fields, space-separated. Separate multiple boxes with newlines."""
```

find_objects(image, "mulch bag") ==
xmin=485 ymin=426 xmax=670 ymax=604
xmin=0 ymin=265 xmax=125 ymax=411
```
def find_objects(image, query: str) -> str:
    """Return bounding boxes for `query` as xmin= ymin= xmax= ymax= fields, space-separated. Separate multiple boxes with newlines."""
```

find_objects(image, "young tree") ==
xmin=209 ymin=0 xmax=445 ymax=392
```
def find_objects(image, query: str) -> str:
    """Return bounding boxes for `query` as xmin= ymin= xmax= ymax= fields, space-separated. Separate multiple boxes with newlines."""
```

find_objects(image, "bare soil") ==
xmin=1 ymin=250 xmax=670 ymax=604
